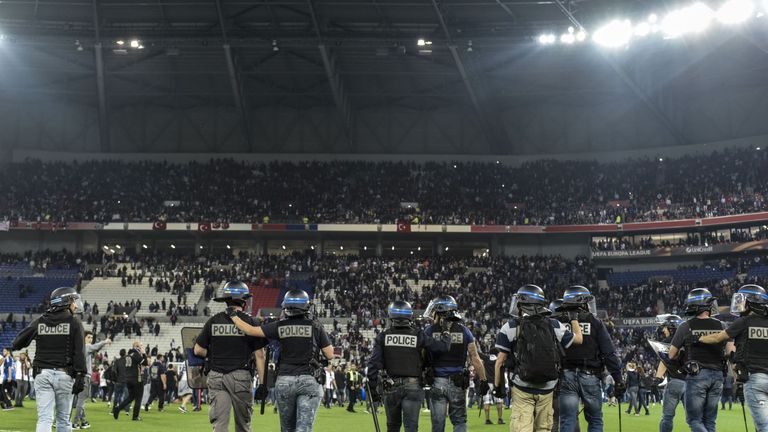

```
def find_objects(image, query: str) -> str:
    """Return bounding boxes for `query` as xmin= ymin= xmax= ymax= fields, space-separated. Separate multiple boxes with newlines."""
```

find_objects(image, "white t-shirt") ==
xmin=324 ymin=371 xmax=334 ymax=389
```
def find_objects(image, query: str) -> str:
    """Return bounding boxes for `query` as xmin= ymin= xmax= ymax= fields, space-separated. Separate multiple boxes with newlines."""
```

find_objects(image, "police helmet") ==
xmin=387 ymin=300 xmax=414 ymax=327
xmin=213 ymin=281 xmax=252 ymax=308
xmin=684 ymin=288 xmax=718 ymax=316
xmin=655 ymin=314 xmax=683 ymax=341
xmin=509 ymin=284 xmax=548 ymax=317
xmin=731 ymin=284 xmax=768 ymax=317
xmin=562 ymin=285 xmax=597 ymax=315
xmin=423 ymin=295 xmax=462 ymax=321
xmin=548 ymin=299 xmax=564 ymax=312
xmin=48 ymin=286 xmax=83 ymax=313
xmin=281 ymin=289 xmax=311 ymax=317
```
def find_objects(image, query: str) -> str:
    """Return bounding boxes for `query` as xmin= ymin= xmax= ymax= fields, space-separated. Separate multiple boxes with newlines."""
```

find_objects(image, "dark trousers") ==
xmin=115 ymin=381 xmax=144 ymax=419
xmin=0 ymin=381 xmax=12 ymax=408
xmin=347 ymin=387 xmax=358 ymax=411
xmin=146 ymin=380 xmax=165 ymax=410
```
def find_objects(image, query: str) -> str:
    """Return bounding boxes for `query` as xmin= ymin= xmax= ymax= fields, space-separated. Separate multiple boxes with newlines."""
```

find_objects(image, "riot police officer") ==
xmin=422 ymin=295 xmax=487 ymax=432
xmin=194 ymin=281 xmax=268 ymax=432
xmin=699 ymin=284 xmax=768 ymax=431
xmin=230 ymin=288 xmax=334 ymax=432
xmin=668 ymin=288 xmax=734 ymax=432
xmin=12 ymin=286 xmax=86 ymax=432
xmin=557 ymin=285 xmax=624 ymax=432
xmin=652 ymin=314 xmax=686 ymax=432
xmin=366 ymin=300 xmax=454 ymax=432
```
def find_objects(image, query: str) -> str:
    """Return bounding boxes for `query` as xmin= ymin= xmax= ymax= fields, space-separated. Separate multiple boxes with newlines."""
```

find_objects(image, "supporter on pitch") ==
xmin=72 ymin=331 xmax=111 ymax=429
xmin=668 ymin=288 xmax=734 ymax=432
xmin=494 ymin=285 xmax=582 ymax=432
xmin=194 ymin=281 xmax=268 ymax=432
xmin=111 ymin=341 xmax=148 ymax=421
xmin=423 ymin=295 xmax=487 ymax=432
xmin=230 ymin=288 xmax=334 ymax=432
xmin=653 ymin=314 xmax=686 ymax=432
xmin=12 ymin=287 xmax=87 ymax=432
xmin=478 ymin=348 xmax=504 ymax=425
xmin=698 ymin=284 xmax=768 ymax=432
xmin=144 ymin=354 xmax=167 ymax=412
xmin=557 ymin=285 xmax=624 ymax=432
xmin=366 ymin=300 xmax=453 ymax=432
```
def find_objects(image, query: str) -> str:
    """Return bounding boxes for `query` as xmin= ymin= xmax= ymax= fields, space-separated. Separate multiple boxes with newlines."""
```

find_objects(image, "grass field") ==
xmin=0 ymin=399 xmax=755 ymax=431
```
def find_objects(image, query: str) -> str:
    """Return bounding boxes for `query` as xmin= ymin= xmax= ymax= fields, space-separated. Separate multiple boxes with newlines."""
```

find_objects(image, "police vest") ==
xmin=34 ymin=313 xmax=76 ymax=370
xmin=207 ymin=312 xmax=257 ymax=373
xmin=276 ymin=317 xmax=316 ymax=374
xmin=382 ymin=327 xmax=421 ymax=378
xmin=688 ymin=318 xmax=726 ymax=370
xmin=735 ymin=314 xmax=768 ymax=375
xmin=563 ymin=315 xmax=601 ymax=370
xmin=430 ymin=322 xmax=467 ymax=369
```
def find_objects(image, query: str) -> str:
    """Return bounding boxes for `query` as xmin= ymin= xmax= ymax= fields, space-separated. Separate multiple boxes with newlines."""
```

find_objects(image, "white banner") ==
xmin=0 ymin=221 xmax=9 ymax=231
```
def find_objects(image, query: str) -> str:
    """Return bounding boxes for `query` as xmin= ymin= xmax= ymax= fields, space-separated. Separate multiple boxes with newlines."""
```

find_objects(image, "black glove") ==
xmin=654 ymin=376 xmax=665 ymax=386
xmin=613 ymin=381 xmax=626 ymax=400
xmin=225 ymin=307 xmax=238 ymax=318
xmin=492 ymin=384 xmax=505 ymax=399
xmin=71 ymin=374 xmax=85 ymax=395
xmin=476 ymin=380 xmax=490 ymax=397
xmin=566 ymin=310 xmax=580 ymax=321
xmin=254 ymin=384 xmax=268 ymax=401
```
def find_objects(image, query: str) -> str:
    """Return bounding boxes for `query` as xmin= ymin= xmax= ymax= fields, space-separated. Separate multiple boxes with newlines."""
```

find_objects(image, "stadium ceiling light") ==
xmin=226 ymin=244 xmax=231 ymax=249
xmin=634 ymin=22 xmax=651 ymax=36
xmin=593 ymin=20 xmax=633 ymax=47
xmin=340 ymin=246 xmax=344 ymax=250
xmin=363 ymin=246 xmax=368 ymax=251
xmin=310 ymin=245 xmax=315 ymax=250
xmin=756 ymin=146 xmax=762 ymax=150
xmin=560 ymin=33 xmax=576 ymax=44
xmin=109 ymin=249 xmax=115 ymax=254
xmin=648 ymin=13 xmax=659 ymax=23
xmin=170 ymin=244 xmax=176 ymax=249
xmin=142 ymin=244 xmax=148 ymax=249
xmin=444 ymin=247 xmax=449 ymax=251
xmin=538 ymin=34 xmax=556 ymax=44
xmin=717 ymin=0 xmax=755 ymax=24
xmin=115 ymin=244 xmax=121 ymax=249
xmin=130 ymin=39 xmax=140 ymax=48
xmin=102 ymin=245 xmax=108 ymax=250
xmin=661 ymin=3 xmax=714 ymax=38
xmin=417 ymin=38 xmax=426 ymax=46
xmin=417 ymin=246 xmax=422 ymax=251
xmin=116 ymin=40 xmax=125 ymax=45
xmin=199 ymin=245 xmax=203 ymax=249
xmin=281 ymin=245 xmax=286 ymax=250
xmin=410 ymin=251 xmax=414 ymax=255
xmin=391 ymin=246 xmax=395 ymax=250
xmin=575 ymin=30 xmax=588 ymax=41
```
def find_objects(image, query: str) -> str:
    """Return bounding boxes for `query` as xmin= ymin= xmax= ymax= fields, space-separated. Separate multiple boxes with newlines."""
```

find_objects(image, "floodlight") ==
xmin=717 ymin=0 xmax=754 ymax=24
xmin=593 ymin=20 xmax=633 ymax=47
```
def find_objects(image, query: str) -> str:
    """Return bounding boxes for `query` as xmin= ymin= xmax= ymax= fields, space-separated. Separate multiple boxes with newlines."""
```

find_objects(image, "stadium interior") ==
xmin=3 ymin=0 xmax=768 ymax=430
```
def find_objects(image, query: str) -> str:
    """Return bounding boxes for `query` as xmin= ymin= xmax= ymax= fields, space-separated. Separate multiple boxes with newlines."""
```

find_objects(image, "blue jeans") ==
xmin=685 ymin=368 xmax=723 ymax=432
xmin=744 ymin=373 xmax=768 ymax=432
xmin=275 ymin=375 xmax=322 ymax=432
xmin=558 ymin=370 xmax=603 ymax=432
xmin=659 ymin=377 xmax=685 ymax=432
xmin=626 ymin=386 xmax=639 ymax=414
xmin=383 ymin=381 xmax=424 ymax=432
xmin=430 ymin=377 xmax=467 ymax=432
xmin=34 ymin=369 xmax=74 ymax=432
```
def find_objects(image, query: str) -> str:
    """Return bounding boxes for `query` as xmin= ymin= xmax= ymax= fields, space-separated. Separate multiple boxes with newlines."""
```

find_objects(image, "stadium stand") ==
xmin=2 ymin=146 xmax=767 ymax=225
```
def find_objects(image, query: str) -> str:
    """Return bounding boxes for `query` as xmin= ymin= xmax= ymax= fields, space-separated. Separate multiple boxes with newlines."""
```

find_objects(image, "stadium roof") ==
xmin=1 ymin=0 xmax=768 ymax=154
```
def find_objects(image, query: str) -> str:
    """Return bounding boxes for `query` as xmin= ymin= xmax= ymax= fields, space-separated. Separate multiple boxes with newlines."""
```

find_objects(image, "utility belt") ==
xmin=442 ymin=370 xmax=470 ymax=390
xmin=383 ymin=376 xmax=420 ymax=391
xmin=33 ymin=366 xmax=75 ymax=379
xmin=563 ymin=367 xmax=602 ymax=376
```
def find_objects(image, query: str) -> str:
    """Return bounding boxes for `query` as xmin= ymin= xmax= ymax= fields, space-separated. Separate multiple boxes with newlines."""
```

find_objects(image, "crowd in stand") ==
xmin=2 ymin=146 xmax=767 ymax=225
xmin=592 ymin=227 xmax=768 ymax=251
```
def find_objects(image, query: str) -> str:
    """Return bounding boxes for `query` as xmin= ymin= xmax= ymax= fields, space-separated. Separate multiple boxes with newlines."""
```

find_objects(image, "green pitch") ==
xmin=0 ymin=400 xmax=755 ymax=431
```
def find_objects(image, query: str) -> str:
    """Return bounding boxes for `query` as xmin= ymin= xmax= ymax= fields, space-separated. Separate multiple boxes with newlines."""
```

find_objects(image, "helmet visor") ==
xmin=586 ymin=298 xmax=597 ymax=315
xmin=731 ymin=293 xmax=747 ymax=316
xmin=73 ymin=294 xmax=84 ymax=312
xmin=422 ymin=300 xmax=436 ymax=320
xmin=508 ymin=295 xmax=520 ymax=318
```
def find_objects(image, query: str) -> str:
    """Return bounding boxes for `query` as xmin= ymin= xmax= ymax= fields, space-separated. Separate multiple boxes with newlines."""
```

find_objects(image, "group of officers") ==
xmin=6 ymin=278 xmax=768 ymax=432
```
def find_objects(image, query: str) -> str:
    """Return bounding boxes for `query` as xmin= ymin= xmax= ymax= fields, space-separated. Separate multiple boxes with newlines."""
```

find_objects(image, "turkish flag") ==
xmin=397 ymin=221 xmax=411 ymax=233
xmin=212 ymin=222 xmax=221 ymax=229
xmin=152 ymin=221 xmax=167 ymax=231
xmin=221 ymin=222 xmax=230 ymax=230
xmin=198 ymin=222 xmax=211 ymax=233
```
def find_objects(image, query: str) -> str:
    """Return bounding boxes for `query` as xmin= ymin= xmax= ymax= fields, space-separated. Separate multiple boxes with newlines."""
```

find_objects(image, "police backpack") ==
xmin=514 ymin=316 xmax=564 ymax=384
